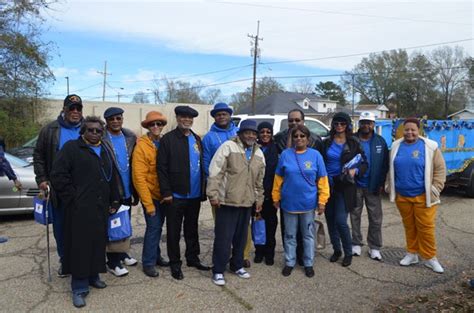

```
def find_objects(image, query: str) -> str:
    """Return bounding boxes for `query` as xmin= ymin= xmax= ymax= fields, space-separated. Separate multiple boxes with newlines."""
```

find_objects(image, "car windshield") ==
xmin=22 ymin=136 xmax=38 ymax=148
xmin=5 ymin=152 xmax=30 ymax=168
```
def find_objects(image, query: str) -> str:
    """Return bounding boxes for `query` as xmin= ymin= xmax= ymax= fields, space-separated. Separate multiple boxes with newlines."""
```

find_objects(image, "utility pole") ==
xmin=117 ymin=88 xmax=124 ymax=103
xmin=65 ymin=76 xmax=70 ymax=95
xmin=97 ymin=61 xmax=111 ymax=102
xmin=351 ymin=74 xmax=355 ymax=122
xmin=248 ymin=21 xmax=263 ymax=115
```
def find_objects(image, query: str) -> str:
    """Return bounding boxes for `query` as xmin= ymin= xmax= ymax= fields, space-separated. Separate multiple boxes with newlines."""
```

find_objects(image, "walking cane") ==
xmin=45 ymin=185 xmax=52 ymax=282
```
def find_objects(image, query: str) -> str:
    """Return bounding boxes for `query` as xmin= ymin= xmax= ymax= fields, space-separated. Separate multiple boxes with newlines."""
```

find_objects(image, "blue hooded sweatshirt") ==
xmin=202 ymin=122 xmax=238 ymax=176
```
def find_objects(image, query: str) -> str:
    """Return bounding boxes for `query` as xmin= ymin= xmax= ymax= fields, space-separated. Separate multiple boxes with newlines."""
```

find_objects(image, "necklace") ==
xmin=108 ymin=131 xmax=130 ymax=173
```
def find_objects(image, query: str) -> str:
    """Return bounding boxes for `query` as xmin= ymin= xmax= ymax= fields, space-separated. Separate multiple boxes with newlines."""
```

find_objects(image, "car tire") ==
xmin=466 ymin=167 xmax=474 ymax=198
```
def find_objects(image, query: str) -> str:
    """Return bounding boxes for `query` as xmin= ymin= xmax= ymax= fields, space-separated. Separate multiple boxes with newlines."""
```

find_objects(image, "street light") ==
xmin=65 ymin=76 xmax=70 ymax=95
xmin=117 ymin=87 xmax=124 ymax=103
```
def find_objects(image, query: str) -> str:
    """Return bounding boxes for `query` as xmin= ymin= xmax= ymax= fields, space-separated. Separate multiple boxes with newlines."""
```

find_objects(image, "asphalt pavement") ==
xmin=0 ymin=190 xmax=473 ymax=312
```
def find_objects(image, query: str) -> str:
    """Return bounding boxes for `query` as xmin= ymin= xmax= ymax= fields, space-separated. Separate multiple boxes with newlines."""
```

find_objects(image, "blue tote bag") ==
xmin=252 ymin=213 xmax=266 ymax=245
xmin=108 ymin=205 xmax=132 ymax=242
xmin=33 ymin=195 xmax=53 ymax=225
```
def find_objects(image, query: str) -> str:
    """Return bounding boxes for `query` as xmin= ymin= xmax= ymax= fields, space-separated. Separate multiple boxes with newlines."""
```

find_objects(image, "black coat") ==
xmin=260 ymin=141 xmax=279 ymax=201
xmin=321 ymin=136 xmax=367 ymax=211
xmin=274 ymin=128 xmax=323 ymax=154
xmin=157 ymin=128 xmax=206 ymax=200
xmin=50 ymin=138 xmax=120 ymax=278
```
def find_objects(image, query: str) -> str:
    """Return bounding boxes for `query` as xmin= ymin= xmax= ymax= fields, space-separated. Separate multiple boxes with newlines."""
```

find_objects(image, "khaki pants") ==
xmin=212 ymin=206 xmax=252 ymax=260
xmin=396 ymin=193 xmax=437 ymax=259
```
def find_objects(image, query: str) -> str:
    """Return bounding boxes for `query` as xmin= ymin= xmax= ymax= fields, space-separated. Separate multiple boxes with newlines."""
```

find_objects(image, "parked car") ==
xmin=232 ymin=114 xmax=330 ymax=137
xmin=0 ymin=153 xmax=39 ymax=215
xmin=7 ymin=136 xmax=37 ymax=164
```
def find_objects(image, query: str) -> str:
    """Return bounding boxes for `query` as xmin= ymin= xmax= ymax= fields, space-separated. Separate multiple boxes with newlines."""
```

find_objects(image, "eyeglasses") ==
xmin=107 ymin=116 xmax=122 ymax=121
xmin=68 ymin=105 xmax=82 ymax=112
xmin=86 ymin=128 xmax=103 ymax=134
xmin=333 ymin=122 xmax=347 ymax=127
xmin=288 ymin=118 xmax=302 ymax=123
xmin=259 ymin=130 xmax=272 ymax=134
xmin=149 ymin=121 xmax=164 ymax=128
xmin=292 ymin=134 xmax=307 ymax=139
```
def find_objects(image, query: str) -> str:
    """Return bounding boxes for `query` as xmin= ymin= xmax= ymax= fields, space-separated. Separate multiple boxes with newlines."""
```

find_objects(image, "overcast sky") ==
xmin=44 ymin=0 xmax=473 ymax=102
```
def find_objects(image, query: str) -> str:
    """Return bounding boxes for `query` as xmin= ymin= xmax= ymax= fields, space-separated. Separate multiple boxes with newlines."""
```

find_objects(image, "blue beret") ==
xmin=238 ymin=119 xmax=258 ymax=133
xmin=104 ymin=107 xmax=124 ymax=119
xmin=175 ymin=105 xmax=198 ymax=117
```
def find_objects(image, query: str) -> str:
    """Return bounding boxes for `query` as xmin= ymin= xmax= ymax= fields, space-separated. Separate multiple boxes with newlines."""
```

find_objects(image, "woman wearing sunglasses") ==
xmin=272 ymin=125 xmax=329 ymax=277
xmin=132 ymin=111 xmax=169 ymax=278
xmin=253 ymin=122 xmax=279 ymax=266
xmin=321 ymin=112 xmax=367 ymax=267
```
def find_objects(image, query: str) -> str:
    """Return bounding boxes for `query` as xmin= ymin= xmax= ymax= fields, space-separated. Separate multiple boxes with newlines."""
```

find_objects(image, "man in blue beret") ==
xmin=158 ymin=105 xmax=210 ymax=280
xmin=102 ymin=107 xmax=141 ymax=277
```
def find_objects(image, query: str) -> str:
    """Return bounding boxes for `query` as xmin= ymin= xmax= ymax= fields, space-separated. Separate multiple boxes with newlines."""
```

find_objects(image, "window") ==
xmin=304 ymin=120 xmax=329 ymax=137
xmin=323 ymin=103 xmax=326 ymax=108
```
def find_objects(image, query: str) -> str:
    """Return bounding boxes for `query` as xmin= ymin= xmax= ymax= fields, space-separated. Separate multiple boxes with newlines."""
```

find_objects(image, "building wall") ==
xmin=450 ymin=111 xmax=474 ymax=120
xmin=37 ymin=99 xmax=214 ymax=136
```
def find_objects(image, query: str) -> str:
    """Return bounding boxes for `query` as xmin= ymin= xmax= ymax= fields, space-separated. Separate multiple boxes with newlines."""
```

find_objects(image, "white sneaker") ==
xmin=400 ymin=253 xmax=419 ymax=266
xmin=123 ymin=257 xmax=138 ymax=266
xmin=234 ymin=268 xmax=251 ymax=279
xmin=108 ymin=265 xmax=129 ymax=277
xmin=424 ymin=257 xmax=444 ymax=274
xmin=212 ymin=273 xmax=226 ymax=286
xmin=352 ymin=245 xmax=362 ymax=256
xmin=369 ymin=249 xmax=382 ymax=261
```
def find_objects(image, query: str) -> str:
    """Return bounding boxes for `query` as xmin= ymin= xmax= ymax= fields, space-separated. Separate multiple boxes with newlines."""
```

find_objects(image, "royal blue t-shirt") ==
xmin=326 ymin=142 xmax=344 ymax=186
xmin=275 ymin=148 xmax=327 ymax=213
xmin=394 ymin=140 xmax=425 ymax=197
xmin=173 ymin=134 xmax=201 ymax=199
xmin=245 ymin=147 xmax=252 ymax=160
xmin=153 ymin=140 xmax=160 ymax=149
xmin=356 ymin=139 xmax=371 ymax=188
xmin=89 ymin=145 xmax=101 ymax=157
xmin=110 ymin=133 xmax=131 ymax=199
xmin=59 ymin=126 xmax=80 ymax=150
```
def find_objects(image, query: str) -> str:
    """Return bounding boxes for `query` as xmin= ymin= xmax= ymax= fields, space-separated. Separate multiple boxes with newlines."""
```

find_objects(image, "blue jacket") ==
xmin=0 ymin=147 xmax=17 ymax=180
xmin=356 ymin=132 xmax=389 ymax=194
xmin=202 ymin=123 xmax=238 ymax=176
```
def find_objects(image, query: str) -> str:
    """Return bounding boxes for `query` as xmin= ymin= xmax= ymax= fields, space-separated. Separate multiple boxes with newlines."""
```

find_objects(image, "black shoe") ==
xmin=243 ymin=259 xmax=251 ymax=268
xmin=282 ymin=266 xmax=293 ymax=277
xmin=254 ymin=255 xmax=264 ymax=263
xmin=304 ymin=266 xmax=315 ymax=278
xmin=156 ymin=257 xmax=170 ymax=267
xmin=143 ymin=266 xmax=159 ymax=278
xmin=171 ymin=268 xmax=184 ymax=280
xmin=342 ymin=255 xmax=352 ymax=267
xmin=72 ymin=293 xmax=86 ymax=308
xmin=297 ymin=258 xmax=304 ymax=266
xmin=330 ymin=251 xmax=342 ymax=263
xmin=187 ymin=261 xmax=211 ymax=271
xmin=265 ymin=258 xmax=274 ymax=266
xmin=89 ymin=280 xmax=107 ymax=289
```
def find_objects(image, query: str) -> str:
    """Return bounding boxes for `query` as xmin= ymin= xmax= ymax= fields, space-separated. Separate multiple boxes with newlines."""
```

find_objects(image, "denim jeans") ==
xmin=325 ymin=191 xmax=352 ymax=256
xmin=142 ymin=199 xmax=165 ymax=267
xmin=282 ymin=210 xmax=315 ymax=267
xmin=71 ymin=274 xmax=99 ymax=295
xmin=51 ymin=205 xmax=65 ymax=263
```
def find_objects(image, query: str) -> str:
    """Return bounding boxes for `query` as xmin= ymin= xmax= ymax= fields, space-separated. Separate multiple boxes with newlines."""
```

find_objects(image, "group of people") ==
xmin=32 ymin=94 xmax=447 ymax=308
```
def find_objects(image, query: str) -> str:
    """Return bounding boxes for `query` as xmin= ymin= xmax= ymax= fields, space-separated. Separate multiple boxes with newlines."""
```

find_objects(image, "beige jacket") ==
xmin=386 ymin=136 xmax=446 ymax=207
xmin=207 ymin=137 xmax=265 ymax=207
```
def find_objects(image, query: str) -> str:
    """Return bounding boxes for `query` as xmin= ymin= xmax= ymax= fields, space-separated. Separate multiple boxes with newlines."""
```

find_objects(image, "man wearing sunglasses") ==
xmin=33 ymin=94 xmax=84 ymax=277
xmin=350 ymin=111 xmax=389 ymax=261
xmin=273 ymin=109 xmax=323 ymax=266
xmin=102 ymin=107 xmax=139 ymax=277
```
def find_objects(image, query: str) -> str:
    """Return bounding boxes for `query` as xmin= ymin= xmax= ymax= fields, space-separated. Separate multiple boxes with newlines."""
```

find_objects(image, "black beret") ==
xmin=257 ymin=121 xmax=273 ymax=133
xmin=175 ymin=105 xmax=198 ymax=117
xmin=104 ymin=107 xmax=124 ymax=119
xmin=64 ymin=94 xmax=82 ymax=108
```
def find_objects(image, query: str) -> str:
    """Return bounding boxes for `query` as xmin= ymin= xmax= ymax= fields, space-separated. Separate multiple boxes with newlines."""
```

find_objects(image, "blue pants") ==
xmin=71 ymin=274 xmax=99 ymax=295
xmin=212 ymin=205 xmax=251 ymax=274
xmin=325 ymin=191 xmax=352 ymax=256
xmin=51 ymin=205 xmax=64 ymax=263
xmin=142 ymin=199 xmax=165 ymax=267
xmin=282 ymin=210 xmax=315 ymax=267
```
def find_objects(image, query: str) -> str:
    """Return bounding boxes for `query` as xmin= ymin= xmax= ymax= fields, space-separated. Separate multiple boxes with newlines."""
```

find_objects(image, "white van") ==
xmin=232 ymin=114 xmax=330 ymax=137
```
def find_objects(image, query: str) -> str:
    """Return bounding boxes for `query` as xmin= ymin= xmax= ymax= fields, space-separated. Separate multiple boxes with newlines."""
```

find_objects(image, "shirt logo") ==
xmin=304 ymin=161 xmax=312 ymax=169
xmin=412 ymin=150 xmax=420 ymax=159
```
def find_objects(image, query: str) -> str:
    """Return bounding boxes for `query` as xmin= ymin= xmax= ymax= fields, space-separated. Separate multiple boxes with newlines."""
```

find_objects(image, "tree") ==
xmin=314 ymin=81 xmax=347 ymax=105
xmin=0 ymin=1 xmax=54 ymax=147
xmin=291 ymin=78 xmax=314 ymax=94
xmin=150 ymin=77 xmax=222 ymax=104
xmin=430 ymin=46 xmax=469 ymax=116
xmin=231 ymin=77 xmax=284 ymax=112
xmin=131 ymin=91 xmax=150 ymax=104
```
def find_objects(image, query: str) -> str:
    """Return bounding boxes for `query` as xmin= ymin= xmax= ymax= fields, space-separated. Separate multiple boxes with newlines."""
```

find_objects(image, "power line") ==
xmin=217 ymin=2 xmax=471 ymax=26
xmin=260 ymin=38 xmax=474 ymax=65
